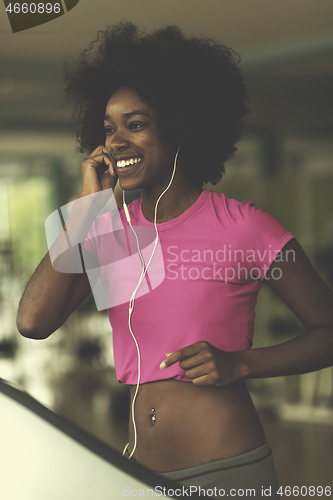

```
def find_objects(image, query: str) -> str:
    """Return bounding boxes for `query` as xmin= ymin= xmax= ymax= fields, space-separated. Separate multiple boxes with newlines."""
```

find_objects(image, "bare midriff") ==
xmin=128 ymin=379 xmax=266 ymax=472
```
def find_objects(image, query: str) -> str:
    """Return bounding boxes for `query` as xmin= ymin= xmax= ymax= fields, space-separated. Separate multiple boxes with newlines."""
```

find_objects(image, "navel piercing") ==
xmin=151 ymin=408 xmax=156 ymax=422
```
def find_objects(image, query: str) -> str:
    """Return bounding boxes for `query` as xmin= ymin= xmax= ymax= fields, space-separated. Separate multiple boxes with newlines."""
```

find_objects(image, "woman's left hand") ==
xmin=159 ymin=341 xmax=242 ymax=386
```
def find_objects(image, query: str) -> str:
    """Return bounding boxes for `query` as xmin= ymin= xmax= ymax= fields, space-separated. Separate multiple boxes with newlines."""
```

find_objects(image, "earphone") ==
xmin=121 ymin=146 xmax=180 ymax=459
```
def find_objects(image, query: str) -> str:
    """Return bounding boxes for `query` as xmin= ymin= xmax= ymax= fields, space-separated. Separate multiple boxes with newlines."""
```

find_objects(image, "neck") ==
xmin=140 ymin=169 xmax=203 ymax=223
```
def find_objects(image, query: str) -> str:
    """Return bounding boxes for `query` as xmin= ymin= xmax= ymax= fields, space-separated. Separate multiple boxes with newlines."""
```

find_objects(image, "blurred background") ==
xmin=1 ymin=0 xmax=333 ymax=496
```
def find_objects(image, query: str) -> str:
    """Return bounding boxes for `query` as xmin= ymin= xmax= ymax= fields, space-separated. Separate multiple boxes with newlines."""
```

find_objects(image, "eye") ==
xmin=104 ymin=126 xmax=115 ymax=135
xmin=129 ymin=122 xmax=145 ymax=130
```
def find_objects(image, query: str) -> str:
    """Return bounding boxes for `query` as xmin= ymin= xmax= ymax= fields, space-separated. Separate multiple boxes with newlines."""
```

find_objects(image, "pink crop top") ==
xmin=83 ymin=190 xmax=294 ymax=384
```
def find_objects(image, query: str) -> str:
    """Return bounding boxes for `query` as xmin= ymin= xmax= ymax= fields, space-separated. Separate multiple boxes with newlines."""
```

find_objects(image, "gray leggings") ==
xmin=124 ymin=443 xmax=280 ymax=499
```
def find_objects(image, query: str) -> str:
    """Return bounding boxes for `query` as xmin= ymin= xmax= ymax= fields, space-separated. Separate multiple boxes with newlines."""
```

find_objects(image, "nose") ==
xmin=109 ymin=129 xmax=130 ymax=151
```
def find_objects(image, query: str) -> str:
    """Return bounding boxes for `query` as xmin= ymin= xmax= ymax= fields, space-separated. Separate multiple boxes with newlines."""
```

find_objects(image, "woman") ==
xmin=17 ymin=23 xmax=333 ymax=497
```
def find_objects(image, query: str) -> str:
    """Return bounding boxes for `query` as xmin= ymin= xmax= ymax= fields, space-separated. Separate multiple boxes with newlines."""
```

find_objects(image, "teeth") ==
xmin=117 ymin=158 xmax=141 ymax=168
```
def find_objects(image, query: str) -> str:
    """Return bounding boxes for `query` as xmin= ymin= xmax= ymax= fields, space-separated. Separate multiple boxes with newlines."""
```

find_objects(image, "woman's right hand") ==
xmin=80 ymin=145 xmax=118 ymax=198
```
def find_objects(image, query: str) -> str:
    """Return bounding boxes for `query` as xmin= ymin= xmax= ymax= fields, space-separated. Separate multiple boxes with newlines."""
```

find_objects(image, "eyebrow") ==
xmin=104 ymin=110 xmax=151 ymax=121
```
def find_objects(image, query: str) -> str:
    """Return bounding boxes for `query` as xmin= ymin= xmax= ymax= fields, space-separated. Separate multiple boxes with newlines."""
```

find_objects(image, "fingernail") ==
xmin=165 ymin=353 xmax=172 ymax=357
xmin=160 ymin=362 xmax=167 ymax=369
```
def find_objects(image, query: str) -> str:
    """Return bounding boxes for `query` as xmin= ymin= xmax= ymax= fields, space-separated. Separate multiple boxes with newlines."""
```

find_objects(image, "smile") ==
xmin=117 ymin=158 xmax=142 ymax=168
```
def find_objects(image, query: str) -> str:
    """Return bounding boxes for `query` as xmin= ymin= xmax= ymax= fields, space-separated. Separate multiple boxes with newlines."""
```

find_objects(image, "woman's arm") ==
xmin=160 ymin=238 xmax=333 ymax=385
xmin=236 ymin=237 xmax=333 ymax=379
xmin=17 ymin=145 xmax=117 ymax=340
xmin=16 ymin=196 xmax=101 ymax=339
xmin=16 ymin=254 xmax=92 ymax=340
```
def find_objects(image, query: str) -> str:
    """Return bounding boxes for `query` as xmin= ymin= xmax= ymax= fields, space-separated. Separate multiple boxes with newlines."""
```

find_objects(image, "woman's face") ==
xmin=104 ymin=87 xmax=175 ymax=192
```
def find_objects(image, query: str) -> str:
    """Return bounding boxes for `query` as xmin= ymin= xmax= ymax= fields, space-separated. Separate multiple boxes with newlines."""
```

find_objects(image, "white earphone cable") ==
xmin=122 ymin=147 xmax=180 ymax=459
